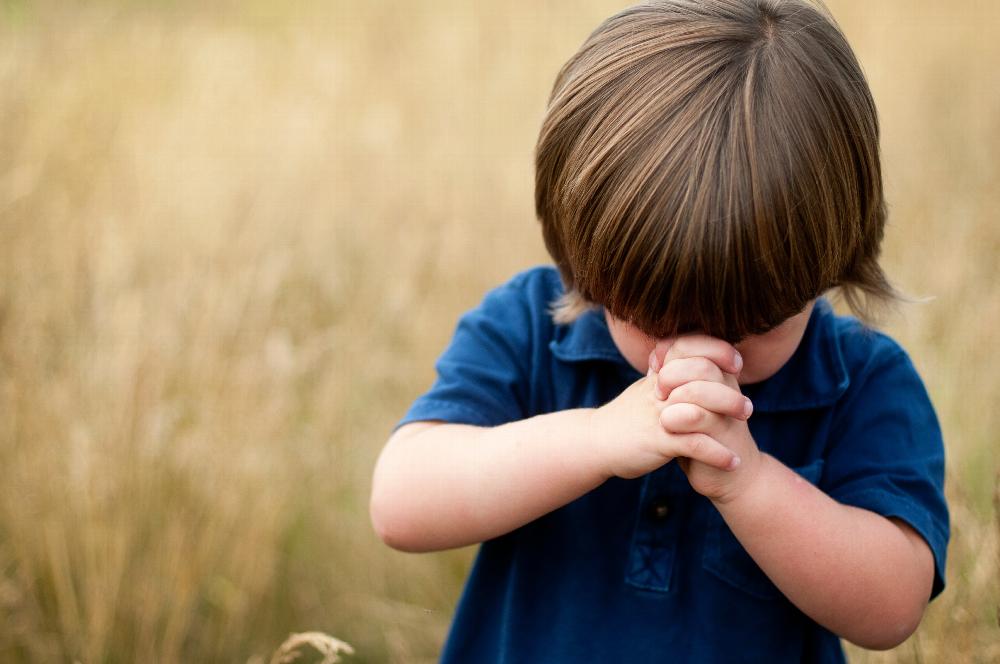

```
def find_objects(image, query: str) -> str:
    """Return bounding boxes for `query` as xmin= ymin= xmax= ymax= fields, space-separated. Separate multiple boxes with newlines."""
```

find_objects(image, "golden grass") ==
xmin=0 ymin=0 xmax=996 ymax=661
xmin=268 ymin=632 xmax=354 ymax=664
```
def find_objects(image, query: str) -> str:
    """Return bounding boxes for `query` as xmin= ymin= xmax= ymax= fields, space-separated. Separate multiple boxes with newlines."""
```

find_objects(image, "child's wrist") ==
xmin=709 ymin=448 xmax=770 ymax=507
xmin=582 ymin=408 xmax=616 ymax=481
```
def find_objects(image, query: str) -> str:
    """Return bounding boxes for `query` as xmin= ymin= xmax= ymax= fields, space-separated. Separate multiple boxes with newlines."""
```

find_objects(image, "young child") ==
xmin=371 ymin=1 xmax=949 ymax=661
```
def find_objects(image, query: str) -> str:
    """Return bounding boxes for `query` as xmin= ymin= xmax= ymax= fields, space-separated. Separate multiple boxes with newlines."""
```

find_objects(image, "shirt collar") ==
xmin=549 ymin=298 xmax=850 ymax=413
xmin=549 ymin=307 xmax=630 ymax=365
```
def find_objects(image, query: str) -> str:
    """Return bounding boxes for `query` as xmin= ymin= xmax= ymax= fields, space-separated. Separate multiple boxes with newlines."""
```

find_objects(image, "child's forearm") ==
xmin=713 ymin=453 xmax=934 ymax=650
xmin=370 ymin=410 xmax=609 ymax=552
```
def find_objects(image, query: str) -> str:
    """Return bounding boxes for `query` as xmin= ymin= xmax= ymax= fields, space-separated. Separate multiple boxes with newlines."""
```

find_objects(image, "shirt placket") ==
xmin=624 ymin=463 xmax=688 ymax=592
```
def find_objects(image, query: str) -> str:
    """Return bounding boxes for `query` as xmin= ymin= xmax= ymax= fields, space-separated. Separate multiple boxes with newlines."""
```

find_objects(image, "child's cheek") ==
xmin=605 ymin=313 xmax=658 ymax=374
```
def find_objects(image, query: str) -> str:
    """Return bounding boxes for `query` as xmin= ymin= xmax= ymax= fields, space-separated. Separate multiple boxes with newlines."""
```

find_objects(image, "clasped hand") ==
xmin=590 ymin=335 xmax=763 ymax=503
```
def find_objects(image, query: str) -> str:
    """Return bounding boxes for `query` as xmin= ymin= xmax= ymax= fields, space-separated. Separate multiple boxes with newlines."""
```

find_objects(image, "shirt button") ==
xmin=648 ymin=499 xmax=670 ymax=521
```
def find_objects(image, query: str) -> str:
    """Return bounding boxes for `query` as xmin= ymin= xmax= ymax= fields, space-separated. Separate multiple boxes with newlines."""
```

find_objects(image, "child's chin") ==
xmin=736 ymin=367 xmax=765 ymax=386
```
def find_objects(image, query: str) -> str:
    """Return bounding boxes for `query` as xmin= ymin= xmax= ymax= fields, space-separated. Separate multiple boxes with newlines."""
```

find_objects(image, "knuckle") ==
xmin=667 ymin=382 xmax=692 ymax=404
xmin=658 ymin=404 xmax=672 ymax=427
xmin=668 ymin=337 xmax=689 ymax=357
xmin=694 ymin=358 xmax=723 ymax=381
xmin=671 ymin=334 xmax=725 ymax=361
xmin=691 ymin=381 xmax=709 ymax=400
xmin=657 ymin=363 xmax=677 ymax=384
xmin=660 ymin=403 xmax=700 ymax=430
xmin=656 ymin=370 xmax=679 ymax=396
xmin=684 ymin=434 xmax=704 ymax=456
xmin=681 ymin=403 xmax=703 ymax=427
xmin=662 ymin=358 xmax=716 ymax=387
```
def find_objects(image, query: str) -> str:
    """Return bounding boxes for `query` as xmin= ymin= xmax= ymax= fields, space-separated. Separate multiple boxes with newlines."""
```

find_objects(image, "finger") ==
xmin=651 ymin=339 xmax=672 ymax=375
xmin=655 ymin=357 xmax=725 ymax=399
xmin=667 ymin=380 xmax=753 ymax=420
xmin=659 ymin=402 xmax=727 ymax=435
xmin=664 ymin=432 xmax=740 ymax=471
xmin=653 ymin=334 xmax=742 ymax=376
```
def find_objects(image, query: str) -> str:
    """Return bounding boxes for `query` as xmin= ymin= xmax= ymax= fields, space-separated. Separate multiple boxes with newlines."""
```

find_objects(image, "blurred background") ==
xmin=0 ymin=0 xmax=997 ymax=661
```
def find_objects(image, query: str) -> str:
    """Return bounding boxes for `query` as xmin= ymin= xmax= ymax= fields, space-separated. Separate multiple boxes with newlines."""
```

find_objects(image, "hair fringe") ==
xmin=535 ymin=0 xmax=902 ymax=341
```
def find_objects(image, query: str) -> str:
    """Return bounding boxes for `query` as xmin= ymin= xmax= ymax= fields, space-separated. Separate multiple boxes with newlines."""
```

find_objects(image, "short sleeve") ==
xmin=821 ymin=347 xmax=950 ymax=599
xmin=396 ymin=277 xmax=535 ymax=430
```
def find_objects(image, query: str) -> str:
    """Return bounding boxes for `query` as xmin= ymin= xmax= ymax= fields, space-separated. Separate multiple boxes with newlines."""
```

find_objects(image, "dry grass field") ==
xmin=0 ymin=0 xmax=997 ymax=661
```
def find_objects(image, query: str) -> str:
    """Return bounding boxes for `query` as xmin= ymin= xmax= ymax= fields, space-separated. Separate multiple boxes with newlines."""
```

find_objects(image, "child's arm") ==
xmin=653 ymin=345 xmax=936 ymax=650
xmin=370 ymin=344 xmax=746 ymax=553
xmin=371 ymin=411 xmax=608 ymax=553
xmin=712 ymin=454 xmax=934 ymax=650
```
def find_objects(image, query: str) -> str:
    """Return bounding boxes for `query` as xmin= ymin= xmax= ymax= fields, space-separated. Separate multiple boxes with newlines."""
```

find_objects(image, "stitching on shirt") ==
xmin=624 ymin=476 xmax=674 ymax=593
xmin=824 ymin=348 xmax=911 ymax=444
xmin=404 ymin=398 xmax=500 ymax=427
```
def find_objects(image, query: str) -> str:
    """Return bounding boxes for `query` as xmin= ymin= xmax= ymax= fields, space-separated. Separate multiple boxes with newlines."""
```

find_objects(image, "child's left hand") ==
xmin=650 ymin=337 xmax=764 ymax=504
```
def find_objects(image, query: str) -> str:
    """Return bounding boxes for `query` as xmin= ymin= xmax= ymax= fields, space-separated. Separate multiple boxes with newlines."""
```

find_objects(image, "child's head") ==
xmin=535 ymin=0 xmax=898 ymax=345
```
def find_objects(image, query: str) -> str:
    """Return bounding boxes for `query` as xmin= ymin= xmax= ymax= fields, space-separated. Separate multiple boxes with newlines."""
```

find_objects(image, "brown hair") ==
xmin=535 ymin=0 xmax=900 ymax=343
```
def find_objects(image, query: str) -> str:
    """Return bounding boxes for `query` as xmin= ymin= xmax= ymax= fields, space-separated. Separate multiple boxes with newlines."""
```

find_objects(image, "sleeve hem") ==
xmin=832 ymin=487 xmax=948 ymax=600
xmin=395 ymin=398 xmax=506 ymax=431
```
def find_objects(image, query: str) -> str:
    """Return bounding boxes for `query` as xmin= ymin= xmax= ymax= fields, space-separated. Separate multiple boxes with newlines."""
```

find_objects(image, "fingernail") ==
xmin=648 ymin=349 xmax=661 ymax=373
xmin=743 ymin=397 xmax=753 ymax=419
xmin=733 ymin=351 xmax=743 ymax=373
xmin=727 ymin=455 xmax=742 ymax=471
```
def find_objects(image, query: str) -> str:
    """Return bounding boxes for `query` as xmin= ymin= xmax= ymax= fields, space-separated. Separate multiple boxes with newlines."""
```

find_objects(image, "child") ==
xmin=370 ymin=1 xmax=949 ymax=661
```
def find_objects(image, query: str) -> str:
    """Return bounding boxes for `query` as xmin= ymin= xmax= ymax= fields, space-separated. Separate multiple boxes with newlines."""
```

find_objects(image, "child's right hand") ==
xmin=589 ymin=336 xmax=747 ymax=480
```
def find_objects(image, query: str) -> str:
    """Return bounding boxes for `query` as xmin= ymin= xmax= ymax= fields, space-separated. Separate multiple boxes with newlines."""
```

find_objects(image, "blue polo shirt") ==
xmin=397 ymin=266 xmax=949 ymax=664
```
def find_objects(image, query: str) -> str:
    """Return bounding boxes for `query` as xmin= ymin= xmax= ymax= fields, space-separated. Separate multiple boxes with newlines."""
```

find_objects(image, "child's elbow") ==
xmin=370 ymin=512 xmax=411 ymax=553
xmin=370 ymin=474 xmax=442 ymax=553
xmin=369 ymin=472 xmax=423 ymax=552
xmin=370 ymin=422 xmax=449 ymax=552
xmin=846 ymin=602 xmax=926 ymax=651
xmin=847 ymin=529 xmax=935 ymax=650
